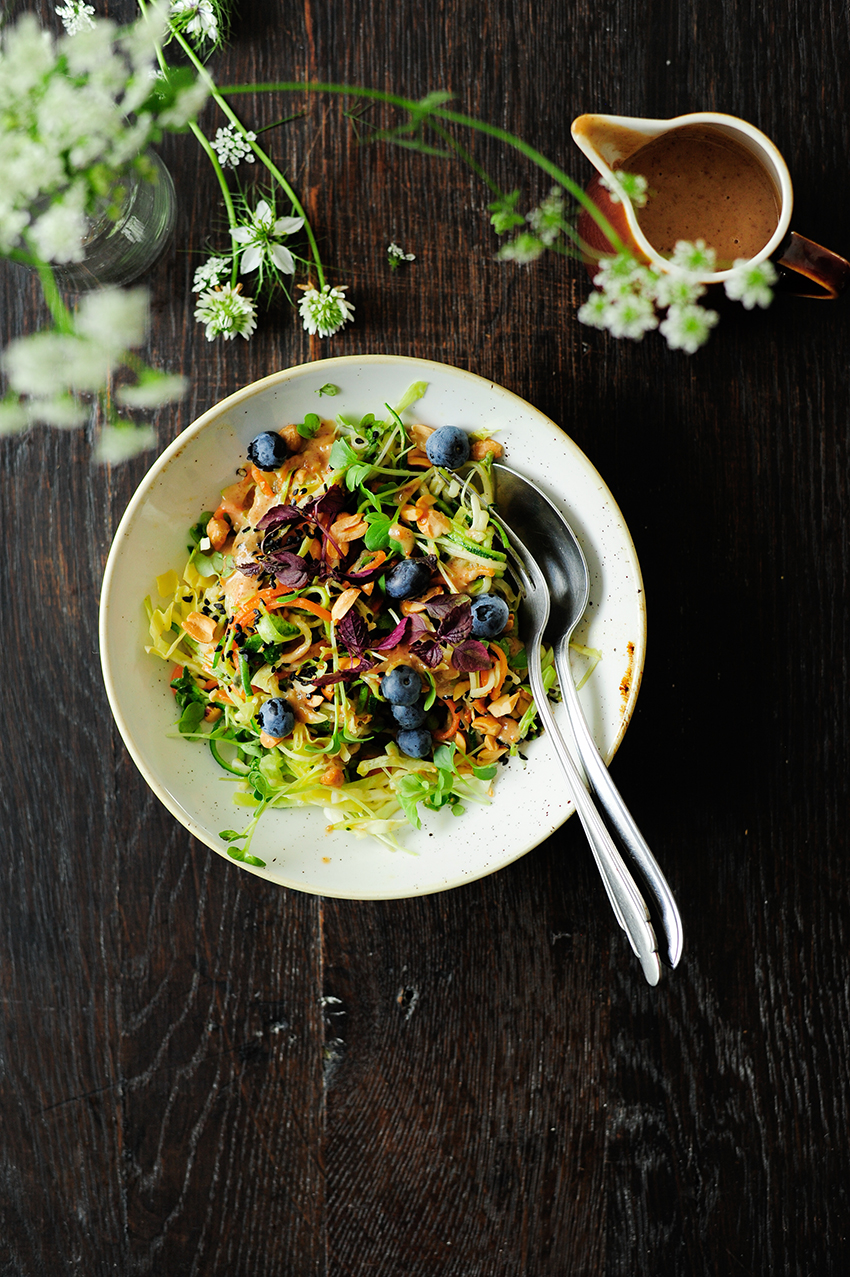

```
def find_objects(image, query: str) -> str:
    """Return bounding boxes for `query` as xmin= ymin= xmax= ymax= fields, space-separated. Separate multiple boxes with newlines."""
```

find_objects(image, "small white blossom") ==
xmin=497 ymin=231 xmax=546 ymax=263
xmin=604 ymin=293 xmax=659 ymax=341
xmin=577 ymin=291 xmax=614 ymax=330
xmin=600 ymin=170 xmax=649 ymax=208
xmin=669 ymin=239 xmax=717 ymax=276
xmin=298 ymin=284 xmax=354 ymax=338
xmin=116 ymin=371 xmax=188 ymax=408
xmin=27 ymin=394 xmax=89 ymax=429
xmin=192 ymin=255 xmax=230 ymax=292
xmin=659 ymin=303 xmax=719 ymax=353
xmin=29 ymin=186 xmax=88 ymax=264
xmin=75 ymin=286 xmax=149 ymax=353
xmin=387 ymin=242 xmax=415 ymax=268
xmin=95 ymin=421 xmax=157 ymax=464
xmin=194 ymin=284 xmax=257 ymax=341
xmin=55 ymin=3 xmax=96 ymax=37
xmin=231 ymin=200 xmax=304 ymax=275
xmin=723 ymin=258 xmax=777 ymax=310
xmin=170 ymin=1 xmax=219 ymax=43
xmin=158 ymin=79 xmax=209 ymax=128
xmin=527 ymin=187 xmax=565 ymax=245
xmin=0 ymin=399 xmax=29 ymax=436
xmin=210 ymin=124 xmax=257 ymax=169
xmin=653 ymin=271 xmax=707 ymax=309
xmin=592 ymin=251 xmax=650 ymax=297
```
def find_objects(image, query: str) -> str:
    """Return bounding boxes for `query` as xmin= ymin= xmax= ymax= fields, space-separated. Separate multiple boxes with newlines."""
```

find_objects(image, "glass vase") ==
xmin=50 ymin=151 xmax=177 ymax=292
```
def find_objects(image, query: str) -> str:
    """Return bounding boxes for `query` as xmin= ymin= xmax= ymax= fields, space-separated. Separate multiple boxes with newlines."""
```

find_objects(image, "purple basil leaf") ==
xmin=452 ymin=639 xmax=492 ymax=672
xmin=256 ymin=503 xmax=304 ymax=531
xmin=410 ymin=637 xmax=444 ymax=668
xmin=311 ymin=656 xmax=377 ymax=688
xmin=337 ymin=609 xmax=369 ymax=656
xmin=310 ymin=484 xmax=347 ymax=521
xmin=265 ymin=550 xmax=316 ymax=589
xmin=435 ymin=602 xmax=473 ymax=644
xmin=237 ymin=561 xmax=265 ymax=578
xmin=424 ymin=592 xmax=469 ymax=618
xmin=370 ymin=613 xmax=429 ymax=651
xmin=345 ymin=560 xmax=390 ymax=583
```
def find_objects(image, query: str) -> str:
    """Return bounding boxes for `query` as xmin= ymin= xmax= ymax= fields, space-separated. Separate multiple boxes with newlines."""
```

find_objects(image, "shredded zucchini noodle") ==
xmin=143 ymin=383 xmax=559 ymax=866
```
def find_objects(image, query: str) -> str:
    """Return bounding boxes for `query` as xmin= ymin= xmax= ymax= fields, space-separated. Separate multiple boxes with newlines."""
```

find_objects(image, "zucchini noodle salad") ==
xmin=144 ymin=383 xmax=562 ymax=866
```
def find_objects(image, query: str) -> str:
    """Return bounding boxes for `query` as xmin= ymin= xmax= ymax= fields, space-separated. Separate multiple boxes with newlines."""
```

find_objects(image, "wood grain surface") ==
xmin=3 ymin=0 xmax=850 ymax=1273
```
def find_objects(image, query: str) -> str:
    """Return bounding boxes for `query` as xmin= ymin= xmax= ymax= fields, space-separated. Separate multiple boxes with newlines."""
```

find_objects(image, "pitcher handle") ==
xmin=774 ymin=231 xmax=850 ymax=299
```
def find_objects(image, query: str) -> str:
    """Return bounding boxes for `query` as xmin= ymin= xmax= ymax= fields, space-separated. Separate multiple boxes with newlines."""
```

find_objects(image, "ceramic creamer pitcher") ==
xmin=571 ymin=112 xmax=850 ymax=298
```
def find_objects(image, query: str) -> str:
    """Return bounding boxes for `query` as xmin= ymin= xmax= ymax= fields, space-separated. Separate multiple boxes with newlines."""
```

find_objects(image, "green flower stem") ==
xmin=218 ymin=81 xmax=625 ymax=252
xmin=161 ymin=24 xmax=326 ymax=289
xmin=21 ymin=241 xmax=74 ymax=335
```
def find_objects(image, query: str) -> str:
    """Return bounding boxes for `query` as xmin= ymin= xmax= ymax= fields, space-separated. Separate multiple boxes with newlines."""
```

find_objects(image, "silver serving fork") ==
xmin=493 ymin=513 xmax=662 ymax=986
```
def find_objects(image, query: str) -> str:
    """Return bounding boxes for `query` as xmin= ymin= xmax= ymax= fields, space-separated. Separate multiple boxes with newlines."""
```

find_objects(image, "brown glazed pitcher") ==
xmin=571 ymin=112 xmax=850 ymax=298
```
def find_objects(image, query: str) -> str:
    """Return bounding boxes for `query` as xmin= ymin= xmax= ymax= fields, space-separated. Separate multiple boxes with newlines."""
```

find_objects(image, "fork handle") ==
xmin=527 ymin=653 xmax=662 ymax=986
xmin=555 ymin=637 xmax=684 ymax=968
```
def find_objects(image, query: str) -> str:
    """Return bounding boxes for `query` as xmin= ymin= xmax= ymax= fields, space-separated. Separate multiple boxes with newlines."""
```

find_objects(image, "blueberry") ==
xmin=470 ymin=594 xmax=510 ymax=638
xmin=380 ymin=665 xmax=421 ymax=706
xmin=385 ymin=558 xmax=432 ymax=600
xmin=397 ymin=726 xmax=432 ymax=758
xmin=425 ymin=425 xmax=470 ymax=470
xmin=391 ymin=701 xmax=426 ymax=728
xmin=257 ymin=697 xmax=295 ymax=738
xmin=247 ymin=431 xmax=289 ymax=471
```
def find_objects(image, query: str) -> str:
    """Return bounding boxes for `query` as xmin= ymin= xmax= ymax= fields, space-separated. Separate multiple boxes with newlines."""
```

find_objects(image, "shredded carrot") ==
xmin=268 ymin=596 xmax=333 ymax=624
xmin=433 ymin=698 xmax=462 ymax=741
xmin=250 ymin=464 xmax=275 ymax=497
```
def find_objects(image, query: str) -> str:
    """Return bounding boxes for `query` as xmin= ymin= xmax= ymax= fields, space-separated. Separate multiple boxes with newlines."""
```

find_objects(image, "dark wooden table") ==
xmin=3 ymin=1 xmax=850 ymax=1272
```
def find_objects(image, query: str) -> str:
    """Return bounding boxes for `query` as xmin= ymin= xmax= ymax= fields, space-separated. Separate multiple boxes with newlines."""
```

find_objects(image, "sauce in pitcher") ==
xmin=617 ymin=125 xmax=781 ymax=266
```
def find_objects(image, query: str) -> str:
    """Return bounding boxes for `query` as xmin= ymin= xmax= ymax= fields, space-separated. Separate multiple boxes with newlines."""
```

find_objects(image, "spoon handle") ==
xmin=555 ymin=638 xmax=684 ymax=968
xmin=527 ymin=648 xmax=662 ymax=986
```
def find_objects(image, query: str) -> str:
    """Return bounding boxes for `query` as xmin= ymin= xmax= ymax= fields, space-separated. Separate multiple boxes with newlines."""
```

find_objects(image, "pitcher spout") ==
xmin=570 ymin=113 xmax=671 ymax=176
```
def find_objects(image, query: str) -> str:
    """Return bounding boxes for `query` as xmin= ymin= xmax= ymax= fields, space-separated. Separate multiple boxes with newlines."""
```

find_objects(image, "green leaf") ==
xmin=363 ymin=510 xmax=393 ymax=550
xmin=316 ymin=384 xmax=339 ymax=397
xmin=178 ymin=701 xmax=205 ymax=734
xmin=297 ymin=412 xmax=321 ymax=438
xmin=346 ymin=462 xmax=374 ymax=492
xmin=472 ymin=765 xmax=498 ymax=780
xmin=226 ymin=845 xmax=267 ymax=867
xmin=489 ymin=190 xmax=526 ymax=235
xmin=219 ymin=829 xmax=246 ymax=842
xmin=396 ymin=774 xmax=429 ymax=829
xmin=329 ymin=437 xmax=358 ymax=470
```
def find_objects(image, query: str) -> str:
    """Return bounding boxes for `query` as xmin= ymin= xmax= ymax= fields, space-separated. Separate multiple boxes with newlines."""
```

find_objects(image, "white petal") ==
xmin=273 ymin=216 xmax=304 ymax=236
xmin=253 ymin=200 xmax=272 ymax=226
xmin=239 ymin=244 xmax=263 ymax=273
xmin=230 ymin=226 xmax=253 ymax=244
xmin=270 ymin=242 xmax=296 ymax=274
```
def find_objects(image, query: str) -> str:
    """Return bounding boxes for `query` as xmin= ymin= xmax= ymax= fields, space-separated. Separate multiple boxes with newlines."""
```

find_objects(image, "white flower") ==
xmin=192 ymin=255 xmax=230 ymax=292
xmin=27 ymin=394 xmax=89 ymax=429
xmin=723 ymin=258 xmax=778 ymax=310
xmin=604 ymin=292 xmax=659 ymax=340
xmin=194 ymin=283 xmax=257 ymax=341
xmin=577 ymin=291 xmax=614 ymax=330
xmin=3 ymin=332 xmax=107 ymax=397
xmin=28 ymin=186 xmax=88 ymax=264
xmin=659 ymin=303 xmax=719 ymax=353
xmin=55 ymin=3 xmax=96 ymax=37
xmin=497 ymin=231 xmax=546 ymax=263
xmin=527 ymin=187 xmax=565 ymax=245
xmin=298 ymin=284 xmax=355 ymax=338
xmin=157 ymin=79 xmax=209 ymax=129
xmin=210 ymin=125 xmax=257 ymax=169
xmin=653 ymin=271 xmax=707 ymax=309
xmin=669 ymin=239 xmax=717 ymax=276
xmin=170 ymin=1 xmax=219 ymax=43
xmin=600 ymin=170 xmax=649 ymax=209
xmin=116 ymin=371 xmax=188 ymax=408
xmin=592 ymin=251 xmax=651 ymax=298
xmin=75 ymin=286 xmax=149 ymax=353
xmin=95 ymin=421 xmax=157 ymax=464
xmin=230 ymin=200 xmax=304 ymax=275
xmin=0 ymin=399 xmax=29 ymax=436
xmin=387 ymin=242 xmax=415 ymax=267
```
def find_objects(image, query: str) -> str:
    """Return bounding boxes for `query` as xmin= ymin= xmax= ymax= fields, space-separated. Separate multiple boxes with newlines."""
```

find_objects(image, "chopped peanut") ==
xmin=496 ymin=717 xmax=521 ymax=744
xmin=204 ymin=705 xmax=223 ymax=723
xmin=331 ymin=512 xmax=368 ymax=543
xmin=472 ymin=713 xmax=502 ymax=735
xmin=183 ymin=611 xmax=219 ymax=643
xmin=280 ymin=423 xmax=306 ymax=453
xmin=488 ymin=691 xmax=521 ymax=718
xmin=320 ymin=762 xmax=346 ymax=788
xmin=471 ymin=438 xmax=504 ymax=461
xmin=331 ymin=587 xmax=361 ymax=623
xmin=206 ymin=514 xmax=231 ymax=550
xmin=260 ymin=729 xmax=284 ymax=748
xmin=406 ymin=447 xmax=431 ymax=467
xmin=408 ymin=423 xmax=435 ymax=448
xmin=388 ymin=524 xmax=416 ymax=555
xmin=417 ymin=507 xmax=452 ymax=538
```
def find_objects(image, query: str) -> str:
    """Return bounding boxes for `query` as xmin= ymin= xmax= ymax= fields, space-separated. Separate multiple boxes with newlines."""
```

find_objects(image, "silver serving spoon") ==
xmin=493 ymin=463 xmax=683 ymax=969
xmin=492 ymin=509 xmax=662 ymax=985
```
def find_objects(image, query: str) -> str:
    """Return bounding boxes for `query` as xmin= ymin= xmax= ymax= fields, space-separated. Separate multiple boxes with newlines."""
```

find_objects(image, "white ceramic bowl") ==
xmin=100 ymin=355 xmax=646 ymax=899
